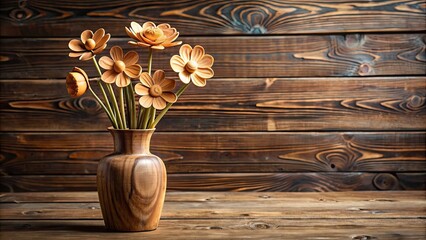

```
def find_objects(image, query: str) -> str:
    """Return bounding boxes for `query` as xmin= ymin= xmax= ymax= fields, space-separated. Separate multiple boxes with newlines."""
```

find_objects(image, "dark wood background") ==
xmin=0 ymin=0 xmax=425 ymax=192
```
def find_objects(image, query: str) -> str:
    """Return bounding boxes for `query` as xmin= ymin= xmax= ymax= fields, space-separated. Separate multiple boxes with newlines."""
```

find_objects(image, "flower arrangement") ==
xmin=66 ymin=22 xmax=214 ymax=129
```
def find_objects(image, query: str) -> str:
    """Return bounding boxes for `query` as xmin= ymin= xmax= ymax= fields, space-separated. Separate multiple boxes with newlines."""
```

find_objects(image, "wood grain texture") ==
xmin=97 ymin=129 xmax=166 ymax=231
xmin=1 ymin=0 xmax=425 ymax=37
xmin=1 ymin=173 xmax=425 ymax=192
xmin=1 ymin=132 xmax=425 ymax=175
xmin=1 ymin=34 xmax=425 ymax=79
xmin=1 ymin=77 xmax=425 ymax=131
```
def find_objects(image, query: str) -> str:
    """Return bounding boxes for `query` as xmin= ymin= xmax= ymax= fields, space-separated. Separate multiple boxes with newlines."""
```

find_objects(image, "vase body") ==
xmin=97 ymin=128 xmax=167 ymax=231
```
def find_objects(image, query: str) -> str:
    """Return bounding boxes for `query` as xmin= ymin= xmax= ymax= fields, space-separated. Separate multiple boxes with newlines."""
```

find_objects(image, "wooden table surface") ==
xmin=0 ymin=191 xmax=425 ymax=239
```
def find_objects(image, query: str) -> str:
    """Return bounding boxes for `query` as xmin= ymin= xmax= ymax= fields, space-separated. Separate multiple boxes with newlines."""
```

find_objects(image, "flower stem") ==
xmin=126 ymin=84 xmax=136 ymax=129
xmin=150 ymin=83 xmax=189 ymax=128
xmin=137 ymin=107 xmax=145 ymax=129
xmin=107 ymin=84 xmax=124 ymax=129
xmin=119 ymin=87 xmax=127 ymax=129
xmin=92 ymin=57 xmax=115 ymax=119
xmin=142 ymin=107 xmax=152 ymax=129
xmin=147 ymin=48 xmax=153 ymax=76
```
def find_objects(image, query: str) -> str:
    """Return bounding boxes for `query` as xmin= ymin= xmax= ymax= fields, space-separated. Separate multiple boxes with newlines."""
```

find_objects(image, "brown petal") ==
xmin=170 ymin=55 xmax=185 ymax=73
xmin=142 ymin=21 xmax=156 ymax=29
xmin=99 ymin=56 xmax=114 ymax=70
xmin=161 ymin=92 xmax=177 ymax=103
xmin=79 ymin=51 xmax=94 ymax=61
xmin=124 ymin=65 xmax=142 ymax=78
xmin=153 ymin=97 xmax=166 ymax=110
xmin=163 ymin=41 xmax=182 ymax=48
xmin=164 ymin=31 xmax=178 ymax=42
xmin=158 ymin=23 xmax=171 ymax=29
xmin=115 ymin=72 xmax=130 ymax=87
xmin=136 ymin=42 xmax=151 ymax=48
xmin=179 ymin=44 xmax=192 ymax=62
xmin=69 ymin=52 xmax=83 ymax=58
xmin=110 ymin=46 xmax=123 ymax=61
xmin=139 ymin=72 xmax=154 ymax=87
xmin=162 ymin=28 xmax=175 ymax=37
xmin=140 ymin=34 xmax=157 ymax=45
xmin=93 ymin=28 xmax=105 ymax=42
xmin=80 ymin=30 xmax=93 ymax=44
xmin=123 ymin=51 xmax=139 ymax=66
xmin=191 ymin=45 xmax=205 ymax=62
xmin=131 ymin=22 xmax=144 ymax=33
xmin=68 ymin=39 xmax=85 ymax=52
xmin=101 ymin=70 xmax=116 ymax=84
xmin=159 ymin=78 xmax=175 ymax=91
xmin=151 ymin=45 xmax=165 ymax=50
xmin=139 ymin=95 xmax=153 ymax=108
xmin=73 ymin=67 xmax=89 ymax=81
xmin=198 ymin=54 xmax=214 ymax=68
xmin=93 ymin=44 xmax=107 ymax=54
xmin=125 ymin=27 xmax=139 ymax=41
xmin=191 ymin=73 xmax=207 ymax=87
xmin=179 ymin=71 xmax=191 ymax=84
xmin=96 ymin=34 xmax=110 ymax=48
xmin=134 ymin=83 xmax=149 ymax=96
xmin=195 ymin=68 xmax=214 ymax=79
xmin=152 ymin=70 xmax=165 ymax=83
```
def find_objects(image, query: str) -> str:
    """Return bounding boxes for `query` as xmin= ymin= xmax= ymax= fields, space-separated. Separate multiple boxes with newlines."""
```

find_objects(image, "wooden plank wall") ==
xmin=0 ymin=0 xmax=425 ymax=192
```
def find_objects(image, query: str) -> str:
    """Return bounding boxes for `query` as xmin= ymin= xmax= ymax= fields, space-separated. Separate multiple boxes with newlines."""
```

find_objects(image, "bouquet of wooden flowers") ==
xmin=66 ymin=22 xmax=215 ymax=129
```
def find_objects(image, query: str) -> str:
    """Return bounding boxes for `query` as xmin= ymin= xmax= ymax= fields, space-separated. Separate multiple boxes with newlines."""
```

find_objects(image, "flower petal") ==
xmin=152 ymin=70 xmax=165 ymax=83
xmin=164 ymin=41 xmax=182 ymax=48
xmin=134 ymin=83 xmax=149 ymax=96
xmin=198 ymin=54 xmax=214 ymax=68
xmin=69 ymin=52 xmax=83 ymax=58
xmin=191 ymin=73 xmax=207 ymax=87
xmin=101 ymin=70 xmax=116 ymax=84
xmin=79 ymin=51 xmax=93 ymax=61
xmin=116 ymin=72 xmax=130 ymax=87
xmin=151 ymin=45 xmax=165 ymax=50
xmin=92 ymin=28 xmax=105 ymax=42
xmin=95 ymin=34 xmax=110 ymax=48
xmin=99 ymin=56 xmax=114 ymax=70
xmin=161 ymin=92 xmax=177 ymax=103
xmin=131 ymin=22 xmax=144 ymax=33
xmin=93 ymin=44 xmax=107 ymax=54
xmin=68 ymin=39 xmax=85 ymax=52
xmin=123 ymin=51 xmax=139 ymax=66
xmin=80 ymin=30 xmax=93 ymax=44
xmin=139 ymin=72 xmax=154 ymax=87
xmin=158 ymin=23 xmax=171 ymax=29
xmin=110 ymin=46 xmax=123 ymax=61
xmin=153 ymin=97 xmax=166 ymax=110
xmin=136 ymin=42 xmax=151 ymax=48
xmin=195 ymin=68 xmax=214 ymax=79
xmin=179 ymin=71 xmax=191 ymax=84
xmin=124 ymin=65 xmax=142 ymax=78
xmin=142 ymin=21 xmax=156 ymax=29
xmin=179 ymin=44 xmax=192 ymax=62
xmin=139 ymin=95 xmax=153 ymax=108
xmin=159 ymin=78 xmax=175 ymax=91
xmin=170 ymin=55 xmax=185 ymax=72
xmin=191 ymin=45 xmax=205 ymax=62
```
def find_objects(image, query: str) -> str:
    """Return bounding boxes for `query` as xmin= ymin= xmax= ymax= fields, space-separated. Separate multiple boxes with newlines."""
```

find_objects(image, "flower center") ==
xmin=143 ymin=27 xmax=164 ymax=41
xmin=185 ymin=60 xmax=198 ymax=73
xmin=113 ymin=61 xmax=126 ymax=73
xmin=85 ymin=39 xmax=96 ymax=50
xmin=149 ymin=84 xmax=163 ymax=97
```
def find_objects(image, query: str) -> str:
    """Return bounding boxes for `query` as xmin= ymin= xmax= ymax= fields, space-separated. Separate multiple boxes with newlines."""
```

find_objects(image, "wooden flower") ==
xmin=66 ymin=67 xmax=88 ymax=98
xmin=170 ymin=44 xmax=214 ymax=87
xmin=125 ymin=21 xmax=182 ymax=50
xmin=135 ymin=70 xmax=177 ymax=110
xmin=68 ymin=28 xmax=110 ymax=61
xmin=99 ymin=46 xmax=142 ymax=87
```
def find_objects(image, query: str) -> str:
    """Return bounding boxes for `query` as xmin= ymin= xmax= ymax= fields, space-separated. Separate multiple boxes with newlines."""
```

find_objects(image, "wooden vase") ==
xmin=97 ymin=128 xmax=167 ymax=231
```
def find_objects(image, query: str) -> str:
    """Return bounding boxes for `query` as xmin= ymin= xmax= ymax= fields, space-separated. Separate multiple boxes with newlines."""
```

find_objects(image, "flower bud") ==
xmin=66 ymin=67 xmax=88 ymax=98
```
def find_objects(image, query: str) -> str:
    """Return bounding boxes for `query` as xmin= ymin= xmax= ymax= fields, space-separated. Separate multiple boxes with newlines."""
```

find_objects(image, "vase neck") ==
xmin=109 ymin=128 xmax=155 ymax=154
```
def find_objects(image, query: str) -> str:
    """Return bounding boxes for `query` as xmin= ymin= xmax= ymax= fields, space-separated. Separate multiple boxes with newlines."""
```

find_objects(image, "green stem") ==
xmin=119 ymin=87 xmax=127 ymax=129
xmin=126 ymin=85 xmax=137 ymax=129
xmin=147 ymin=48 xmax=153 ymax=76
xmin=137 ymin=107 xmax=145 ymax=129
xmin=92 ymin=57 xmax=115 ymax=119
xmin=107 ymin=84 xmax=124 ymax=129
xmin=150 ymin=83 xmax=189 ymax=128
xmin=142 ymin=107 xmax=152 ymax=129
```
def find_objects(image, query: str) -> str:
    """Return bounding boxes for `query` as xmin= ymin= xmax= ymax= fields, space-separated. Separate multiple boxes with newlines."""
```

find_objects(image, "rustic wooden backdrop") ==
xmin=0 ymin=0 xmax=425 ymax=192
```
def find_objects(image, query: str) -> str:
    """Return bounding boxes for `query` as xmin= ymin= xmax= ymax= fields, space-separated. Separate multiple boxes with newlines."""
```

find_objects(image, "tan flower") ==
xmin=66 ymin=67 xmax=88 ymax=98
xmin=68 ymin=28 xmax=110 ymax=61
xmin=135 ymin=70 xmax=177 ymax=110
xmin=125 ymin=21 xmax=182 ymax=50
xmin=99 ymin=46 xmax=142 ymax=87
xmin=170 ymin=44 xmax=214 ymax=87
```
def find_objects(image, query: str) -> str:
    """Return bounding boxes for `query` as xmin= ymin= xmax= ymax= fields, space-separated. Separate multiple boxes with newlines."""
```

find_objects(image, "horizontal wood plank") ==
xmin=1 ymin=132 xmax=425 ymax=174
xmin=1 ymin=0 xmax=425 ymax=37
xmin=1 ymin=34 xmax=425 ymax=79
xmin=1 ymin=173 xmax=425 ymax=192
xmin=1 ymin=77 xmax=425 ymax=131
xmin=1 ymin=219 xmax=425 ymax=240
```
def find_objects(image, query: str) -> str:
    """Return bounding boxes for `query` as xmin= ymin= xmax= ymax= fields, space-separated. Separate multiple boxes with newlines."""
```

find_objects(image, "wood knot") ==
xmin=358 ymin=63 xmax=372 ymax=76
xmin=352 ymin=235 xmax=377 ymax=240
xmin=248 ymin=222 xmax=273 ymax=229
xmin=405 ymin=95 xmax=425 ymax=111
xmin=373 ymin=173 xmax=399 ymax=190
xmin=345 ymin=34 xmax=365 ymax=48
xmin=10 ymin=7 xmax=32 ymax=21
